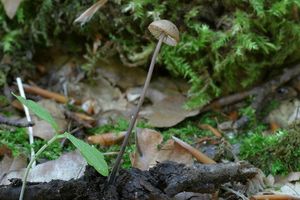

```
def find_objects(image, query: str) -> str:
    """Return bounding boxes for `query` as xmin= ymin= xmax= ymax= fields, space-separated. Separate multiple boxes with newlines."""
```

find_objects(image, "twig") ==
xmin=64 ymin=110 xmax=93 ymax=128
xmin=203 ymin=63 xmax=300 ymax=112
xmin=251 ymin=194 xmax=300 ymax=200
xmin=16 ymin=77 xmax=36 ymax=168
xmin=221 ymin=186 xmax=249 ymax=200
xmin=0 ymin=115 xmax=34 ymax=127
xmin=21 ymin=84 xmax=81 ymax=105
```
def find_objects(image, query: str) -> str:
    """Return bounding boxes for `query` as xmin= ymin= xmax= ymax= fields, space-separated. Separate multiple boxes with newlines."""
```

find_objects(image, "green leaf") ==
xmin=13 ymin=94 xmax=59 ymax=131
xmin=65 ymin=132 xmax=108 ymax=176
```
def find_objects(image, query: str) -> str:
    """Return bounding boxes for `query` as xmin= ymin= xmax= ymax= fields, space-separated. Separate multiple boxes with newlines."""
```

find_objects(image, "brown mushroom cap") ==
xmin=148 ymin=19 xmax=179 ymax=46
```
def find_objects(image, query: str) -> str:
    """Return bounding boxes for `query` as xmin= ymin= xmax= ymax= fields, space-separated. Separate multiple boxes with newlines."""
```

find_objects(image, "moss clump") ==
xmin=0 ymin=127 xmax=65 ymax=160
xmin=240 ymin=127 xmax=300 ymax=175
xmin=1 ymin=1 xmax=300 ymax=107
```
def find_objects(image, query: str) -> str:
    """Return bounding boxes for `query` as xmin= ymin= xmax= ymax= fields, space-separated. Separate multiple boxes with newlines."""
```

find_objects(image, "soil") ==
xmin=0 ymin=161 xmax=257 ymax=200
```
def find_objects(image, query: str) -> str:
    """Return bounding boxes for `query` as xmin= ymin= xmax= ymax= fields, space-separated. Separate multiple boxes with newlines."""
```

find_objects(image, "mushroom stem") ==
xmin=107 ymin=34 xmax=165 ymax=185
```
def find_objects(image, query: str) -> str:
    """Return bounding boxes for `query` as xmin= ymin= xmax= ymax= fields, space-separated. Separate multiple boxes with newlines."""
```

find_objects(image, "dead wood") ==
xmin=203 ymin=63 xmax=300 ymax=112
xmin=0 ymin=115 xmax=34 ymax=127
xmin=0 ymin=161 xmax=257 ymax=200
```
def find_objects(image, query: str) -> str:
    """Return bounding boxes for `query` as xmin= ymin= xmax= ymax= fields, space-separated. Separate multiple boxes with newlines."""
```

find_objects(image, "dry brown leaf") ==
xmin=131 ymin=128 xmax=163 ymax=170
xmin=143 ymin=95 xmax=199 ymax=127
xmin=11 ymin=99 xmax=23 ymax=111
xmin=270 ymin=121 xmax=280 ymax=133
xmin=0 ymin=145 xmax=12 ymax=157
xmin=228 ymin=111 xmax=239 ymax=121
xmin=276 ymin=172 xmax=300 ymax=184
xmin=1 ymin=0 xmax=22 ymax=19
xmin=0 ymin=154 xmax=26 ymax=184
xmin=267 ymin=99 xmax=300 ymax=128
xmin=68 ymin=76 xmax=128 ymax=115
xmin=155 ymin=139 xmax=194 ymax=166
xmin=96 ymin=60 xmax=146 ymax=90
xmin=1 ymin=151 xmax=86 ymax=185
xmin=74 ymin=0 xmax=107 ymax=26
xmin=198 ymin=124 xmax=222 ymax=138
xmin=87 ymin=131 xmax=126 ymax=146
xmin=131 ymin=128 xmax=193 ymax=170
xmin=32 ymin=100 xmax=67 ymax=140
xmin=172 ymin=136 xmax=216 ymax=164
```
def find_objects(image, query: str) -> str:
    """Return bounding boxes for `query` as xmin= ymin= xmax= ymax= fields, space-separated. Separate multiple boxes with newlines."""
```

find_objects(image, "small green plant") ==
xmin=13 ymin=94 xmax=108 ymax=200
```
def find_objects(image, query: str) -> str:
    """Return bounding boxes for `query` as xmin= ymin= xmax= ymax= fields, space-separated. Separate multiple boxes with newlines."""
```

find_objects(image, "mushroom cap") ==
xmin=148 ymin=20 xmax=179 ymax=46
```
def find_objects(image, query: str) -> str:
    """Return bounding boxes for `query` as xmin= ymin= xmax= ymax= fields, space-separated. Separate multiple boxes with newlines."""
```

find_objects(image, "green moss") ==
xmin=0 ymin=127 xmax=69 ymax=160
xmin=0 ymin=95 xmax=9 ymax=107
xmin=240 ymin=128 xmax=300 ymax=175
xmin=2 ymin=1 xmax=300 ymax=108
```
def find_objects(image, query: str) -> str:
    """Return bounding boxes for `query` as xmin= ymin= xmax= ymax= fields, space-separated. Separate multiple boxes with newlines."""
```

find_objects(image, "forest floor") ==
xmin=1 ymin=48 xmax=300 ymax=199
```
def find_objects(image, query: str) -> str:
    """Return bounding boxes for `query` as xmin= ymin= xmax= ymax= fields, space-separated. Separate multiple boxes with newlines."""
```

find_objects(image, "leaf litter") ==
xmin=4 ymin=53 xmax=300 ymax=199
xmin=1 ymin=151 xmax=86 ymax=185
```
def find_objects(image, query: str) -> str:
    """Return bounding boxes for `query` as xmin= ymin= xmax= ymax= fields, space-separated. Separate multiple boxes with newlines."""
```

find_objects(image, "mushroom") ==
xmin=107 ymin=19 xmax=180 ymax=185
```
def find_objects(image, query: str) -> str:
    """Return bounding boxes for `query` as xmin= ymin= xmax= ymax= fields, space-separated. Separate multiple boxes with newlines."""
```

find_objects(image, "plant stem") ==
xmin=19 ymin=133 xmax=65 ymax=200
xmin=107 ymin=35 xmax=165 ymax=185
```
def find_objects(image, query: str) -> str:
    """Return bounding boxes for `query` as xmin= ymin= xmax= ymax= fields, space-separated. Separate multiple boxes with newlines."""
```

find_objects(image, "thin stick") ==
xmin=106 ymin=35 xmax=165 ymax=185
xmin=221 ymin=186 xmax=249 ymax=200
xmin=0 ymin=115 xmax=34 ymax=127
xmin=16 ymin=77 xmax=36 ymax=168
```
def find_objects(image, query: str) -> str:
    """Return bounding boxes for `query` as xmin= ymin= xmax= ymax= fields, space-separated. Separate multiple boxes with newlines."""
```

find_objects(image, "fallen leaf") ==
xmin=131 ymin=128 xmax=193 ymax=170
xmin=270 ymin=121 xmax=280 ymax=133
xmin=0 ymin=145 xmax=12 ymax=157
xmin=74 ymin=0 xmax=107 ymax=26
xmin=155 ymin=139 xmax=194 ymax=166
xmin=1 ymin=0 xmax=22 ymax=19
xmin=95 ymin=60 xmax=146 ymax=90
xmin=32 ymin=100 xmax=67 ymax=140
xmin=0 ymin=154 xmax=26 ymax=184
xmin=131 ymin=128 xmax=163 ymax=170
xmin=1 ymin=151 xmax=86 ymax=185
xmin=228 ymin=111 xmax=239 ymax=121
xmin=126 ymin=87 xmax=166 ymax=103
xmin=142 ymin=95 xmax=199 ymax=127
xmin=280 ymin=182 xmax=300 ymax=197
xmin=275 ymin=172 xmax=300 ymax=185
xmin=87 ymin=131 xmax=126 ymax=146
xmin=172 ymin=136 xmax=216 ymax=164
xmin=267 ymin=99 xmax=300 ymax=128
xmin=68 ymin=76 xmax=128 ymax=115
xmin=11 ymin=99 xmax=23 ymax=111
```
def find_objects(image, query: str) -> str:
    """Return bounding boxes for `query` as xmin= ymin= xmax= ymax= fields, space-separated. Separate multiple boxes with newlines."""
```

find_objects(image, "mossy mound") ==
xmin=1 ymin=0 xmax=300 ymax=107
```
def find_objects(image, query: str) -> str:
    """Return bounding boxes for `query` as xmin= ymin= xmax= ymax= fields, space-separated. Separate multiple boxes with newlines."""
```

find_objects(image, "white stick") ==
xmin=16 ymin=77 xmax=36 ymax=167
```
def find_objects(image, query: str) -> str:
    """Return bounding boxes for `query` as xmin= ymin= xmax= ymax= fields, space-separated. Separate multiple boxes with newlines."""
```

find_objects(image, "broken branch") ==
xmin=0 ymin=115 xmax=34 ymax=127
